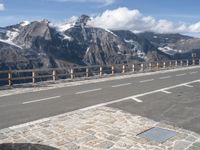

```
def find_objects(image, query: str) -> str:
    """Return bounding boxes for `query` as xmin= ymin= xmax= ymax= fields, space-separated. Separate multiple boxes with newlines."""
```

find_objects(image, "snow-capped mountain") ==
xmin=138 ymin=32 xmax=200 ymax=59
xmin=0 ymin=15 xmax=199 ymax=71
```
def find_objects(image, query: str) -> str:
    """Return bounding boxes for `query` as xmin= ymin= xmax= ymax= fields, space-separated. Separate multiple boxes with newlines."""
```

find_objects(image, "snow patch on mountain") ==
xmin=0 ymin=39 xmax=22 ymax=49
xmin=62 ymin=34 xmax=72 ymax=41
xmin=124 ymin=39 xmax=134 ymax=43
xmin=158 ymin=46 xmax=182 ymax=55
xmin=104 ymin=28 xmax=117 ymax=37
xmin=20 ymin=21 xmax=30 ymax=27
xmin=137 ymin=50 xmax=147 ymax=59
xmin=124 ymin=39 xmax=141 ymax=51
xmin=57 ymin=23 xmax=74 ymax=32
xmin=6 ymin=30 xmax=19 ymax=41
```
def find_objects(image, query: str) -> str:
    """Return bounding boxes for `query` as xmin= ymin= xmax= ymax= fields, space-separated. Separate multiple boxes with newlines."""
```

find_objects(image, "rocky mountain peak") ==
xmin=19 ymin=21 xmax=30 ymax=27
xmin=40 ymin=19 xmax=50 ymax=25
xmin=75 ymin=15 xmax=90 ymax=27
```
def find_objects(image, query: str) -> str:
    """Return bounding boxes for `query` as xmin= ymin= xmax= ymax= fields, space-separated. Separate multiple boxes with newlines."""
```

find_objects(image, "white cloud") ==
xmin=189 ymin=22 xmax=200 ymax=33
xmin=88 ymin=7 xmax=200 ymax=34
xmin=53 ymin=0 xmax=116 ymax=6
xmin=0 ymin=3 xmax=5 ymax=11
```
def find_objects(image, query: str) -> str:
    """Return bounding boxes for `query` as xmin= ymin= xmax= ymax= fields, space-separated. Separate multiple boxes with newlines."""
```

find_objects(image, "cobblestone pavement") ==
xmin=0 ymin=106 xmax=199 ymax=150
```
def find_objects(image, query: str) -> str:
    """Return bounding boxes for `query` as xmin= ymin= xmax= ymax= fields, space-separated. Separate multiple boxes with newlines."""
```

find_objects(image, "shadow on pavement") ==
xmin=0 ymin=143 xmax=59 ymax=150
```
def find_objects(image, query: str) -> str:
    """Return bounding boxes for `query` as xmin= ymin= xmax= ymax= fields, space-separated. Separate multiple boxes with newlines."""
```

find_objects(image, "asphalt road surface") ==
xmin=0 ymin=66 xmax=200 ymax=134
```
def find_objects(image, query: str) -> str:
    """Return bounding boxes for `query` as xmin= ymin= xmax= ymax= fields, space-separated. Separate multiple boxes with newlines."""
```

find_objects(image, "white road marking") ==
xmin=81 ymin=80 xmax=200 ymax=111
xmin=131 ymin=97 xmax=143 ymax=103
xmin=159 ymin=76 xmax=171 ymax=80
xmin=135 ymin=80 xmax=200 ymax=99
xmin=76 ymin=88 xmax=102 ymax=94
xmin=8 ymin=78 xmax=200 ymax=130
xmin=183 ymin=84 xmax=194 ymax=88
xmin=161 ymin=90 xmax=172 ymax=94
xmin=112 ymin=83 xmax=132 ymax=88
xmin=190 ymin=71 xmax=198 ymax=74
xmin=140 ymin=79 xmax=154 ymax=83
xmin=176 ymin=73 xmax=186 ymax=77
xmin=22 ymin=96 xmax=61 ymax=104
xmin=80 ymin=98 xmax=135 ymax=111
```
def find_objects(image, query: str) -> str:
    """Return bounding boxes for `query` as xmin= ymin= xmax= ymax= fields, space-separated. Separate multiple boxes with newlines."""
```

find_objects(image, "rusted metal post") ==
xmin=122 ymin=65 xmax=125 ymax=73
xmin=32 ymin=71 xmax=36 ymax=84
xmin=8 ymin=71 xmax=12 ymax=86
xmin=70 ymin=68 xmax=74 ymax=79
xmin=100 ymin=66 xmax=103 ymax=77
xmin=132 ymin=64 xmax=135 ymax=72
xmin=112 ymin=66 xmax=115 ymax=75
xmin=86 ymin=68 xmax=89 ymax=77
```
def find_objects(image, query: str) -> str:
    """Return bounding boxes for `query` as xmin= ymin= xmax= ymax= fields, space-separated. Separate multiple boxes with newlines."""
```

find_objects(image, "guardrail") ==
xmin=0 ymin=59 xmax=199 ymax=86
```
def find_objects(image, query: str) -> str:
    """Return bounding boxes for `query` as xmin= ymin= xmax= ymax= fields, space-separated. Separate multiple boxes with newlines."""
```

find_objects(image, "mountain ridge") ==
xmin=0 ymin=15 xmax=199 ymax=71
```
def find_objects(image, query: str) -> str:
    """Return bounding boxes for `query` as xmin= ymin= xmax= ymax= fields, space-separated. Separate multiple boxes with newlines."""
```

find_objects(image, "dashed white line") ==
xmin=161 ymin=90 xmax=172 ymax=94
xmin=140 ymin=79 xmax=154 ymax=83
xmin=81 ymin=80 xmax=200 ymax=111
xmin=176 ymin=73 xmax=186 ymax=77
xmin=131 ymin=97 xmax=143 ymax=103
xmin=159 ymin=76 xmax=171 ymax=80
xmin=112 ymin=83 xmax=132 ymax=88
xmin=183 ymin=84 xmax=194 ymax=88
xmin=190 ymin=71 xmax=198 ymax=74
xmin=22 ymin=96 xmax=61 ymax=104
xmin=76 ymin=88 xmax=102 ymax=94
xmin=132 ymin=80 xmax=200 ymax=99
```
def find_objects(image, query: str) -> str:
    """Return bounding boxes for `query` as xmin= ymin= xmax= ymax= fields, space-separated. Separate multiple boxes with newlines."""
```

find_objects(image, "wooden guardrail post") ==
xmin=163 ymin=62 xmax=166 ymax=69
xmin=149 ymin=63 xmax=152 ymax=70
xmin=100 ymin=66 xmax=103 ymax=77
xmin=180 ymin=60 xmax=183 ymax=66
xmin=70 ymin=68 xmax=74 ymax=79
xmin=112 ymin=65 xmax=115 ymax=75
xmin=32 ymin=71 xmax=36 ymax=84
xmin=53 ymin=70 xmax=56 ymax=81
xmin=193 ymin=59 xmax=195 ymax=65
xmin=186 ymin=60 xmax=189 ymax=66
xmin=157 ymin=62 xmax=159 ymax=70
xmin=122 ymin=65 xmax=125 ymax=73
xmin=132 ymin=64 xmax=135 ymax=72
xmin=140 ymin=64 xmax=144 ymax=72
xmin=175 ymin=61 xmax=178 ymax=67
xmin=8 ymin=71 xmax=12 ymax=86
xmin=169 ymin=61 xmax=172 ymax=68
xmin=86 ymin=68 xmax=89 ymax=77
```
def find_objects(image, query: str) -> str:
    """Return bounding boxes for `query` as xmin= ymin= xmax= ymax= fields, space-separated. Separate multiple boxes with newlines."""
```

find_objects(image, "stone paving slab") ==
xmin=0 ymin=106 xmax=199 ymax=150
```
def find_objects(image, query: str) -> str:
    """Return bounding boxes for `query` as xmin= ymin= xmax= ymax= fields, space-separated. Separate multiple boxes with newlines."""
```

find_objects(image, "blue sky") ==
xmin=0 ymin=0 xmax=200 ymax=35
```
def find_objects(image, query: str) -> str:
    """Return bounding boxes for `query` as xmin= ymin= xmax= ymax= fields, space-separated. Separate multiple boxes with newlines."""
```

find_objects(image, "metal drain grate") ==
xmin=138 ymin=127 xmax=177 ymax=143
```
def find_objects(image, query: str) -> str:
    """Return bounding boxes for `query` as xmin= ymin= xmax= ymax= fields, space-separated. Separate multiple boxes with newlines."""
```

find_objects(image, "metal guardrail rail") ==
xmin=0 ymin=59 xmax=199 ymax=86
